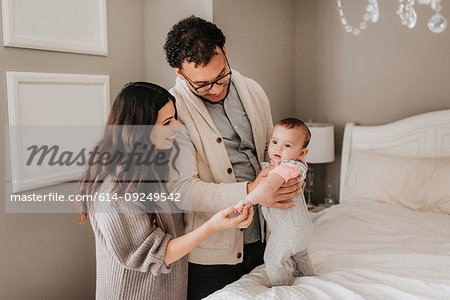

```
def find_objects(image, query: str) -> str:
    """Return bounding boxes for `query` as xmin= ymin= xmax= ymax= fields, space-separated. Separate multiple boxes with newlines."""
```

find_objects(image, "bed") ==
xmin=207 ymin=109 xmax=450 ymax=300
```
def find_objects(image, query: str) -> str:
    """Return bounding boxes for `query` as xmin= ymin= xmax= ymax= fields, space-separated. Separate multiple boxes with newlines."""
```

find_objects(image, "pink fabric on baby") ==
xmin=269 ymin=162 xmax=302 ymax=183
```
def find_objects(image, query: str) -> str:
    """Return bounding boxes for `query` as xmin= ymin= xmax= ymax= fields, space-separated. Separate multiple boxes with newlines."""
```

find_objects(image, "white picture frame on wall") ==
xmin=6 ymin=72 xmax=110 ymax=193
xmin=1 ymin=0 xmax=108 ymax=56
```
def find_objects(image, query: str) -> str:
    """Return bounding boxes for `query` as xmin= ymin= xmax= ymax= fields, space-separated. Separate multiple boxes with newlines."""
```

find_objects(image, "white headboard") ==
xmin=340 ymin=109 xmax=450 ymax=201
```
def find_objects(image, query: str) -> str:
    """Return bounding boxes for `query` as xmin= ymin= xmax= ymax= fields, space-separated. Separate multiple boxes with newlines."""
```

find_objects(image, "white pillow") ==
xmin=344 ymin=150 xmax=450 ymax=214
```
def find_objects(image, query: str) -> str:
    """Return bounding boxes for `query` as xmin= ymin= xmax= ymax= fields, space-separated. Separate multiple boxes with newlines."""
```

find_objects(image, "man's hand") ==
xmin=257 ymin=178 xmax=300 ymax=209
xmin=274 ymin=178 xmax=302 ymax=202
xmin=246 ymin=165 xmax=305 ymax=209
xmin=246 ymin=164 xmax=276 ymax=194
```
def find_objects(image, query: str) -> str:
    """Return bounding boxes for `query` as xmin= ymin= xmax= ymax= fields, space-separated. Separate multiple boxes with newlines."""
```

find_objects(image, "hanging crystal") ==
xmin=371 ymin=0 xmax=379 ymax=22
xmin=427 ymin=0 xmax=447 ymax=33
xmin=397 ymin=0 xmax=416 ymax=29
xmin=407 ymin=6 xmax=418 ymax=28
xmin=430 ymin=0 xmax=439 ymax=11
xmin=336 ymin=0 xmax=447 ymax=35
xmin=428 ymin=13 xmax=447 ymax=33
xmin=336 ymin=0 xmax=380 ymax=36
xmin=360 ymin=21 xmax=368 ymax=29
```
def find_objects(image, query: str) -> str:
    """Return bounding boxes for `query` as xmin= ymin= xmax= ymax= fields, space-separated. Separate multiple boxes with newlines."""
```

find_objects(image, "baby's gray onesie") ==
xmin=261 ymin=160 xmax=314 ymax=286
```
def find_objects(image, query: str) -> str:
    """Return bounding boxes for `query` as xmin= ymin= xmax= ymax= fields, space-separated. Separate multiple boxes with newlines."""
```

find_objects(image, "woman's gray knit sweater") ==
xmin=88 ymin=180 xmax=188 ymax=299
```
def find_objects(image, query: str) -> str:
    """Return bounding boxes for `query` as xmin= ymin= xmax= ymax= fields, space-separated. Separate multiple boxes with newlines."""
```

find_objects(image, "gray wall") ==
xmin=296 ymin=0 xmax=450 ymax=203
xmin=213 ymin=0 xmax=296 ymax=122
xmin=145 ymin=0 xmax=213 ymax=88
xmin=0 ymin=0 xmax=145 ymax=299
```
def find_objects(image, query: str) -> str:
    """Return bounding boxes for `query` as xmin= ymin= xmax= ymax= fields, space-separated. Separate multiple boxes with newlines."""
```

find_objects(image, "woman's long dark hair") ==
xmin=77 ymin=82 xmax=179 ymax=224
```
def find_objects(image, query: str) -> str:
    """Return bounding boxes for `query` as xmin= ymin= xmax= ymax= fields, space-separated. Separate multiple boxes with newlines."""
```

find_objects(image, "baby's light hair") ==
xmin=275 ymin=118 xmax=311 ymax=148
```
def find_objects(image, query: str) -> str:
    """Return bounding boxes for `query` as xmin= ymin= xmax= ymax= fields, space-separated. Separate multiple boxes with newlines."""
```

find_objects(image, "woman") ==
xmin=77 ymin=82 xmax=253 ymax=300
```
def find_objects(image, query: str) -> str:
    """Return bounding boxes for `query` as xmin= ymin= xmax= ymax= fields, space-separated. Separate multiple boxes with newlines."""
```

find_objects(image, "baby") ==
xmin=235 ymin=118 xmax=314 ymax=286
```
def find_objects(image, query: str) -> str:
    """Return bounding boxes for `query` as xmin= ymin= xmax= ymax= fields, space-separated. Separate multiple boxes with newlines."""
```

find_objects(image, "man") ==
xmin=164 ymin=16 xmax=300 ymax=299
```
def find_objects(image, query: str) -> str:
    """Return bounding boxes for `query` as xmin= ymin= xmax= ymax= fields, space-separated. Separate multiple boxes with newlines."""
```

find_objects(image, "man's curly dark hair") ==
xmin=164 ymin=16 xmax=226 ymax=69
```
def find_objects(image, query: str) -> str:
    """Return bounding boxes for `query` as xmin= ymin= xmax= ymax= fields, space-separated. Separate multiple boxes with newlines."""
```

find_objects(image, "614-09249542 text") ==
xmin=9 ymin=192 xmax=181 ymax=203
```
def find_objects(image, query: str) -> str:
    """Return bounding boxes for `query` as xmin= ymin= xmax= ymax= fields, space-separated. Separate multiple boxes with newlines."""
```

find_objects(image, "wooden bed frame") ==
xmin=340 ymin=109 xmax=450 ymax=201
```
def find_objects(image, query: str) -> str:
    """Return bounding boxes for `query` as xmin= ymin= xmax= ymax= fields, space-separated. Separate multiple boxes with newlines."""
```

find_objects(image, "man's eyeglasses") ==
xmin=180 ymin=56 xmax=232 ymax=94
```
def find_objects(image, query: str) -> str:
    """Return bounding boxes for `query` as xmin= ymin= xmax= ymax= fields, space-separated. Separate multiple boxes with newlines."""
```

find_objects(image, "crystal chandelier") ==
xmin=336 ymin=0 xmax=447 ymax=35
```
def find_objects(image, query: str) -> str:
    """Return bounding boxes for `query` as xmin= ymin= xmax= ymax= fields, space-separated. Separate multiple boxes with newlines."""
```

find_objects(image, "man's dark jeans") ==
xmin=187 ymin=241 xmax=265 ymax=300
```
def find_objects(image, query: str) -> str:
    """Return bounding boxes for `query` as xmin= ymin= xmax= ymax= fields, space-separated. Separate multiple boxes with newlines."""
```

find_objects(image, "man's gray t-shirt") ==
xmin=203 ymin=82 xmax=261 ymax=244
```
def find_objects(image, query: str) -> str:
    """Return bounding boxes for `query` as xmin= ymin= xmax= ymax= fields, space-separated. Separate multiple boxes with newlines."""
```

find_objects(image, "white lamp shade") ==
xmin=305 ymin=123 xmax=335 ymax=164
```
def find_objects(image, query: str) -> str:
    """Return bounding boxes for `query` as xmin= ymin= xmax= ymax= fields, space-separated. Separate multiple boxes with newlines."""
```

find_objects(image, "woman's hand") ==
xmin=206 ymin=204 xmax=254 ymax=232
xmin=164 ymin=204 xmax=253 ymax=265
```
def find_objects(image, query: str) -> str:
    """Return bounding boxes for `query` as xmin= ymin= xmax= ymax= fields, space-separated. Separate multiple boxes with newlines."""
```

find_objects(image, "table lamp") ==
xmin=305 ymin=123 xmax=335 ymax=206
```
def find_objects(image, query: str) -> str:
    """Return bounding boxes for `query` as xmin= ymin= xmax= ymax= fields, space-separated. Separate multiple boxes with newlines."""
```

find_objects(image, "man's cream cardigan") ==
xmin=169 ymin=70 xmax=273 ymax=265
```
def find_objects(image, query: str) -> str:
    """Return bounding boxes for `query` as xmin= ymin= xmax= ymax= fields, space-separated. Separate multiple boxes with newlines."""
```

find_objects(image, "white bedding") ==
xmin=207 ymin=200 xmax=450 ymax=300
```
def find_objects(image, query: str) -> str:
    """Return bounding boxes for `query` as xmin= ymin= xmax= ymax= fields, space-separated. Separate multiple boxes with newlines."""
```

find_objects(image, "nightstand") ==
xmin=307 ymin=204 xmax=328 ymax=213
